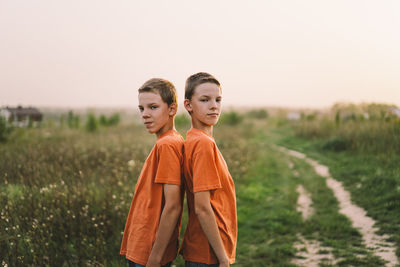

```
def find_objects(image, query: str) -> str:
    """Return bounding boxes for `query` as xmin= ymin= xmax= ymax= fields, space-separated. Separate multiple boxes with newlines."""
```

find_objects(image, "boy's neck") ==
xmin=156 ymin=120 xmax=175 ymax=139
xmin=191 ymin=122 xmax=213 ymax=137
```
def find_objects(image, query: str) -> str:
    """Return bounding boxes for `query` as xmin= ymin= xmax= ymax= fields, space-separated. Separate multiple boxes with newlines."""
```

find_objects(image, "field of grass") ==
xmin=1 ymin=106 xmax=399 ymax=266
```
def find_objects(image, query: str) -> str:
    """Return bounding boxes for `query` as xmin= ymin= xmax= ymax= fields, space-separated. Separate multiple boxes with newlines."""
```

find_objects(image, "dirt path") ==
xmin=296 ymin=185 xmax=314 ymax=221
xmin=292 ymin=234 xmax=336 ymax=267
xmin=281 ymin=147 xmax=399 ymax=267
xmin=289 ymin=159 xmax=336 ymax=266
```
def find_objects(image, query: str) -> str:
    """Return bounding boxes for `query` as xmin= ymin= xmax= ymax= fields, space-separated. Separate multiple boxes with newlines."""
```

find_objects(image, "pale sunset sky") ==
xmin=1 ymin=0 xmax=399 ymax=109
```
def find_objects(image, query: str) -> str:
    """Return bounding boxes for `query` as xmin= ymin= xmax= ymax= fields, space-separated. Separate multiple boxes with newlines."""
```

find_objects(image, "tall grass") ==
xmin=0 ymin=119 xmax=259 ymax=266
xmin=292 ymin=104 xmax=400 ymax=153
xmin=1 ymin=124 xmax=153 ymax=266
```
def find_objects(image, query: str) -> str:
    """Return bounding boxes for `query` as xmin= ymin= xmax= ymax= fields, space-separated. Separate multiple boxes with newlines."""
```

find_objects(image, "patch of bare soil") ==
xmin=296 ymin=185 xmax=314 ymax=220
xmin=292 ymin=234 xmax=337 ymax=267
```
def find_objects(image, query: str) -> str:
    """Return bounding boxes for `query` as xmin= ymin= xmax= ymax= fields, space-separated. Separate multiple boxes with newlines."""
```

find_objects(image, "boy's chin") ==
xmin=204 ymin=119 xmax=219 ymax=126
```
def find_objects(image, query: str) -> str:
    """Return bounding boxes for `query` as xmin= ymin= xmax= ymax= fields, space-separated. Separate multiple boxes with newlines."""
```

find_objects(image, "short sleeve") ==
xmin=154 ymin=143 xmax=182 ymax=185
xmin=192 ymin=141 xmax=222 ymax=192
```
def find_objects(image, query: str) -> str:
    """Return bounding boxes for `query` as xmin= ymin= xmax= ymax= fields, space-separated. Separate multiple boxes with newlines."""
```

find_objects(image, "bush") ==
xmin=0 ymin=117 xmax=12 ymax=142
xmin=99 ymin=115 xmax=108 ymax=126
xmin=175 ymin=113 xmax=191 ymax=128
xmin=220 ymin=111 xmax=243 ymax=126
xmin=99 ymin=113 xmax=120 ymax=127
xmin=322 ymin=137 xmax=350 ymax=151
xmin=67 ymin=111 xmax=80 ymax=129
xmin=107 ymin=113 xmax=120 ymax=126
xmin=247 ymin=109 xmax=269 ymax=119
xmin=85 ymin=113 xmax=98 ymax=132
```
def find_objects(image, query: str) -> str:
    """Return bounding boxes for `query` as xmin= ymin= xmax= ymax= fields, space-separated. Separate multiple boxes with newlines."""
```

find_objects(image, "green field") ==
xmin=1 ymin=106 xmax=399 ymax=266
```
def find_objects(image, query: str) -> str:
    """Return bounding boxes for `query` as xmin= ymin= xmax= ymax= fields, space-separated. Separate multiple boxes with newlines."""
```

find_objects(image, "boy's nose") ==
xmin=141 ymin=110 xmax=150 ymax=118
xmin=210 ymin=100 xmax=218 ymax=109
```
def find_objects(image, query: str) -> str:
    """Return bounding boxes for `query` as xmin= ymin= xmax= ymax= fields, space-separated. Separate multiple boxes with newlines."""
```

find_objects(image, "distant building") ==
xmin=0 ymin=106 xmax=43 ymax=127
xmin=287 ymin=111 xmax=301 ymax=120
xmin=389 ymin=107 xmax=400 ymax=118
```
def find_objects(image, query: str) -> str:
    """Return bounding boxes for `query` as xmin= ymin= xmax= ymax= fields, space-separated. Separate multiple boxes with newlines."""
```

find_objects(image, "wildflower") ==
xmin=128 ymin=160 xmax=135 ymax=167
xmin=94 ymin=224 xmax=98 ymax=227
xmin=112 ymin=195 xmax=116 ymax=199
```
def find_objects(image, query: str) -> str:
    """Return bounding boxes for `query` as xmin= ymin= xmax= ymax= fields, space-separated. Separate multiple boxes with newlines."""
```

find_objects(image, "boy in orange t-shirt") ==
xmin=120 ymin=78 xmax=184 ymax=267
xmin=181 ymin=73 xmax=237 ymax=266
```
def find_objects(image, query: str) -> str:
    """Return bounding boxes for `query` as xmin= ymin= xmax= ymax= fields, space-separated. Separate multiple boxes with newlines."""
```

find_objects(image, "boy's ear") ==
xmin=168 ymin=103 xmax=177 ymax=116
xmin=184 ymin=99 xmax=192 ymax=113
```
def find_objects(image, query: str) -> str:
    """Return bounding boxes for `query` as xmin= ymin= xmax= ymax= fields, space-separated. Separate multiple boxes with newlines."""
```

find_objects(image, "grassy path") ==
xmin=233 ymin=128 xmax=390 ymax=266
xmin=280 ymin=146 xmax=398 ymax=266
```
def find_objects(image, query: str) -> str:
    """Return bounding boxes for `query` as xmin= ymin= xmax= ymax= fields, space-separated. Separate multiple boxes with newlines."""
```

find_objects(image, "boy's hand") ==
xmin=218 ymin=258 xmax=230 ymax=267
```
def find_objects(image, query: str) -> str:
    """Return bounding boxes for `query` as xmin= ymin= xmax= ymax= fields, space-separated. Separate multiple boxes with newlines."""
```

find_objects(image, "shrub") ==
xmin=85 ymin=113 xmax=98 ymax=132
xmin=0 ymin=116 xmax=12 ymax=142
xmin=99 ymin=115 xmax=108 ymax=126
xmin=175 ymin=113 xmax=190 ymax=128
xmin=99 ymin=113 xmax=120 ymax=127
xmin=67 ymin=111 xmax=80 ymax=129
xmin=322 ymin=137 xmax=350 ymax=151
xmin=247 ymin=109 xmax=269 ymax=119
xmin=107 ymin=113 xmax=120 ymax=126
xmin=220 ymin=111 xmax=243 ymax=126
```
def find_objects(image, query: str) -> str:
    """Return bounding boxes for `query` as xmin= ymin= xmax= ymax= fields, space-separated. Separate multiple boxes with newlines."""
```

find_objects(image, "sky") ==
xmin=1 ymin=0 xmax=399 ymax=109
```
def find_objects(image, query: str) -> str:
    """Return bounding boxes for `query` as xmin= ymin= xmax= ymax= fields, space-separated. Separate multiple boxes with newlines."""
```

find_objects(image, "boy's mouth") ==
xmin=207 ymin=113 xmax=219 ymax=116
xmin=144 ymin=121 xmax=153 ymax=127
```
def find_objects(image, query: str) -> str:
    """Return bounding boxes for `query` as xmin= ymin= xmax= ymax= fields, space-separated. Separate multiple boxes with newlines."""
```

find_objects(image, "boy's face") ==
xmin=138 ymin=92 xmax=175 ymax=136
xmin=185 ymin=82 xmax=222 ymax=127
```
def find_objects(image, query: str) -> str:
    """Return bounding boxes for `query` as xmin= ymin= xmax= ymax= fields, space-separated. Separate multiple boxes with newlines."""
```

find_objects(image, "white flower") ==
xmin=127 ymin=160 xmax=135 ymax=167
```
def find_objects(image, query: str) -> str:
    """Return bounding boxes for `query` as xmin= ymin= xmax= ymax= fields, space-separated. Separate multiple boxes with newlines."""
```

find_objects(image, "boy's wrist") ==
xmin=147 ymin=251 xmax=162 ymax=263
xmin=218 ymin=254 xmax=229 ymax=264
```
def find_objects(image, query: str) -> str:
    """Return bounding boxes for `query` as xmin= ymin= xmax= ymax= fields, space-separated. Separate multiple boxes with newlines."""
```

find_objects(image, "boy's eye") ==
xmin=139 ymin=107 xmax=144 ymax=112
xmin=200 ymin=99 xmax=208 ymax=102
xmin=151 ymin=105 xmax=158 ymax=110
xmin=216 ymin=98 xmax=222 ymax=103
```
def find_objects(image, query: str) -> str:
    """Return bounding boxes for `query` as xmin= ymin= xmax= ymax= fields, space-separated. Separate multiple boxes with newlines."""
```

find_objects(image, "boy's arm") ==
xmin=194 ymin=190 xmax=229 ymax=267
xmin=147 ymin=184 xmax=182 ymax=267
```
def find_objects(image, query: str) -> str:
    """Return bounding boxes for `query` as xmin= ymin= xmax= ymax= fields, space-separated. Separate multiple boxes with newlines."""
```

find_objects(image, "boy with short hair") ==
xmin=181 ymin=72 xmax=237 ymax=266
xmin=120 ymin=78 xmax=184 ymax=267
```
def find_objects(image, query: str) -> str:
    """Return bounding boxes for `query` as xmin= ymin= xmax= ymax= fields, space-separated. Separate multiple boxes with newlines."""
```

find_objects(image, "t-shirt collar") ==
xmin=188 ymin=128 xmax=214 ymax=139
xmin=159 ymin=129 xmax=177 ymax=138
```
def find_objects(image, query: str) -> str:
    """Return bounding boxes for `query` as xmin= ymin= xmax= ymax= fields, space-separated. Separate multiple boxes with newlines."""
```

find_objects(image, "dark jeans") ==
xmin=128 ymin=259 xmax=172 ymax=267
xmin=185 ymin=261 xmax=218 ymax=267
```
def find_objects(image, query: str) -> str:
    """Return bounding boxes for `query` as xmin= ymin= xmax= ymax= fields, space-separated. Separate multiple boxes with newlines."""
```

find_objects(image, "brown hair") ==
xmin=185 ymin=72 xmax=221 ymax=100
xmin=138 ymin=78 xmax=177 ymax=107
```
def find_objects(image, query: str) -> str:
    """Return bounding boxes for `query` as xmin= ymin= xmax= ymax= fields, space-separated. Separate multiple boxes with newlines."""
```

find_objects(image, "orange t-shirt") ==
xmin=120 ymin=129 xmax=184 ymax=266
xmin=181 ymin=128 xmax=237 ymax=264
